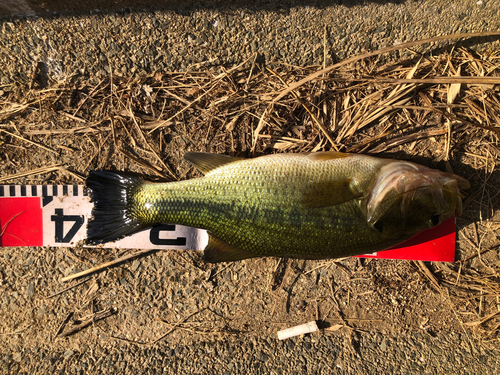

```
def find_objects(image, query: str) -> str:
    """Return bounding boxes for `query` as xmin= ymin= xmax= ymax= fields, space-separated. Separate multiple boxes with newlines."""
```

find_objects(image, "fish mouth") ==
xmin=366 ymin=161 xmax=470 ymax=225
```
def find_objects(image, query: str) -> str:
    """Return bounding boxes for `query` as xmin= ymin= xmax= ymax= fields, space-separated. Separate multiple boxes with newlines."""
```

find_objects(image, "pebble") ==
xmin=380 ymin=339 xmax=388 ymax=351
xmin=130 ymin=260 xmax=141 ymax=272
xmin=26 ymin=282 xmax=35 ymax=297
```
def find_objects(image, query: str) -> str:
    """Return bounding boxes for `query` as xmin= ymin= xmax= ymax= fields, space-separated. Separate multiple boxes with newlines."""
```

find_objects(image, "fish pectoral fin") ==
xmin=302 ymin=179 xmax=364 ymax=207
xmin=303 ymin=152 xmax=364 ymax=206
xmin=184 ymin=152 xmax=245 ymax=175
xmin=203 ymin=235 xmax=259 ymax=263
xmin=307 ymin=151 xmax=352 ymax=161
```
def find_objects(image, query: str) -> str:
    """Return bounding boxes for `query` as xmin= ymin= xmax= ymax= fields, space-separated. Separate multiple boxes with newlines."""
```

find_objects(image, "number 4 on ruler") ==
xmin=50 ymin=209 xmax=84 ymax=243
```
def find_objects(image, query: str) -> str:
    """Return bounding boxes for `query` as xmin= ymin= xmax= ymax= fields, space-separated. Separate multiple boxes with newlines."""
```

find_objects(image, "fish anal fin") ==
xmin=184 ymin=152 xmax=245 ymax=175
xmin=302 ymin=179 xmax=364 ymax=207
xmin=307 ymin=151 xmax=353 ymax=161
xmin=203 ymin=235 xmax=258 ymax=263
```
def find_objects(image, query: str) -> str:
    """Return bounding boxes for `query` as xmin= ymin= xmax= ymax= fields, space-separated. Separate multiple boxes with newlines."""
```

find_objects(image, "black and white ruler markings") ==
xmin=0 ymin=185 xmax=208 ymax=250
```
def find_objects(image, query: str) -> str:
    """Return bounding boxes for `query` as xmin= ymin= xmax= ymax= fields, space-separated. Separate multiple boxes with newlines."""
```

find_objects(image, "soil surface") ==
xmin=1 ymin=1 xmax=500 ymax=374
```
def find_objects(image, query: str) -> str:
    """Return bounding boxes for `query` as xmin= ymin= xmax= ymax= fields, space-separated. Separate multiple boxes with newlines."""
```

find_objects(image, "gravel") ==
xmin=1 ymin=1 xmax=500 ymax=374
xmin=1 ymin=245 xmax=500 ymax=374
xmin=0 ymin=332 xmax=492 ymax=374
xmin=1 ymin=0 xmax=499 ymax=85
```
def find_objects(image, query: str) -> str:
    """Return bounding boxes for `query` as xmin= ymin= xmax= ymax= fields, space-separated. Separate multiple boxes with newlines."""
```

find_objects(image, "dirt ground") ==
xmin=1 ymin=4 xmax=500 ymax=374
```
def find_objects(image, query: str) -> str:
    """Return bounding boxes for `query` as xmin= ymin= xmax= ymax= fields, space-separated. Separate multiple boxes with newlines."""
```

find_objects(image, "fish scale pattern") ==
xmin=129 ymin=154 xmax=400 ymax=258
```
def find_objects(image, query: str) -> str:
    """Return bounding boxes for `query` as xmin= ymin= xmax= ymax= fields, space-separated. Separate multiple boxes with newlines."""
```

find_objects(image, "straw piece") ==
xmin=0 ymin=165 xmax=63 ymax=183
xmin=273 ymin=31 xmax=500 ymax=103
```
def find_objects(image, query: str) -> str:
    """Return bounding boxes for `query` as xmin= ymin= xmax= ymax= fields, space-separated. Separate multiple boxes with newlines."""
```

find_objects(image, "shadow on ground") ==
xmin=2 ymin=0 xmax=408 ymax=18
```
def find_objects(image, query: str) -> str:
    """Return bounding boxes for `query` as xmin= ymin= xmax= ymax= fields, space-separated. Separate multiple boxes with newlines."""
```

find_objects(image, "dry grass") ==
xmin=1 ymin=33 xmax=499 ymax=338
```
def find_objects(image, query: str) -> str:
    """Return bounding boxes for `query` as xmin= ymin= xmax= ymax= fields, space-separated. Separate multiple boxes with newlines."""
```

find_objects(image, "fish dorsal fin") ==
xmin=302 ymin=179 xmax=364 ymax=207
xmin=307 ymin=151 xmax=352 ymax=161
xmin=203 ymin=235 xmax=259 ymax=263
xmin=184 ymin=152 xmax=245 ymax=175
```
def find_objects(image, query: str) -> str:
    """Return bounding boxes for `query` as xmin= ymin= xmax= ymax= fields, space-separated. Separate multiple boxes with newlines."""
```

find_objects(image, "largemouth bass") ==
xmin=86 ymin=152 xmax=469 ymax=262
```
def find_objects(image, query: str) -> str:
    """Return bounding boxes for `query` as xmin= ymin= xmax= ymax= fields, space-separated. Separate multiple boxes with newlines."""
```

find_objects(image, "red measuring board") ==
xmin=0 ymin=184 xmax=88 ymax=247
xmin=354 ymin=217 xmax=456 ymax=262
xmin=0 ymin=197 xmax=43 ymax=246
xmin=0 ymin=184 xmax=456 ymax=262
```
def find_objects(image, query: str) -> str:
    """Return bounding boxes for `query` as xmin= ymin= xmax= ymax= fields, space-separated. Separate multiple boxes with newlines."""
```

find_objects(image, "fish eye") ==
xmin=428 ymin=214 xmax=440 ymax=227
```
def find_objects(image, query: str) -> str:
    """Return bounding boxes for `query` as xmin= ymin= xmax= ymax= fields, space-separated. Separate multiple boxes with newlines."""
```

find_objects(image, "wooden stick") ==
xmin=54 ymin=312 xmax=74 ymax=338
xmin=59 ymin=308 xmax=117 ymax=337
xmin=61 ymin=248 xmax=159 ymax=282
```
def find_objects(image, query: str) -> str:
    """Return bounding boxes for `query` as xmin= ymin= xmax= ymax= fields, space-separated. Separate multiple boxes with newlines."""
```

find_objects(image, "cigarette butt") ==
xmin=277 ymin=320 xmax=319 ymax=340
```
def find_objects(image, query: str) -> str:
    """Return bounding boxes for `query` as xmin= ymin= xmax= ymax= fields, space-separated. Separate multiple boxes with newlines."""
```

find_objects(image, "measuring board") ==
xmin=0 ymin=184 xmax=456 ymax=262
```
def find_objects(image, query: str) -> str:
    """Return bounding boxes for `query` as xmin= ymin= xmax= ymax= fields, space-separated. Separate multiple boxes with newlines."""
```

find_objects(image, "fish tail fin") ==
xmin=86 ymin=171 xmax=148 ymax=245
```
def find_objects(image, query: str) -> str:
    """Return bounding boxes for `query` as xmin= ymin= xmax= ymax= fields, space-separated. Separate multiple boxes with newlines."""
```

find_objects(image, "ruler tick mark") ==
xmin=41 ymin=185 xmax=53 ymax=206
